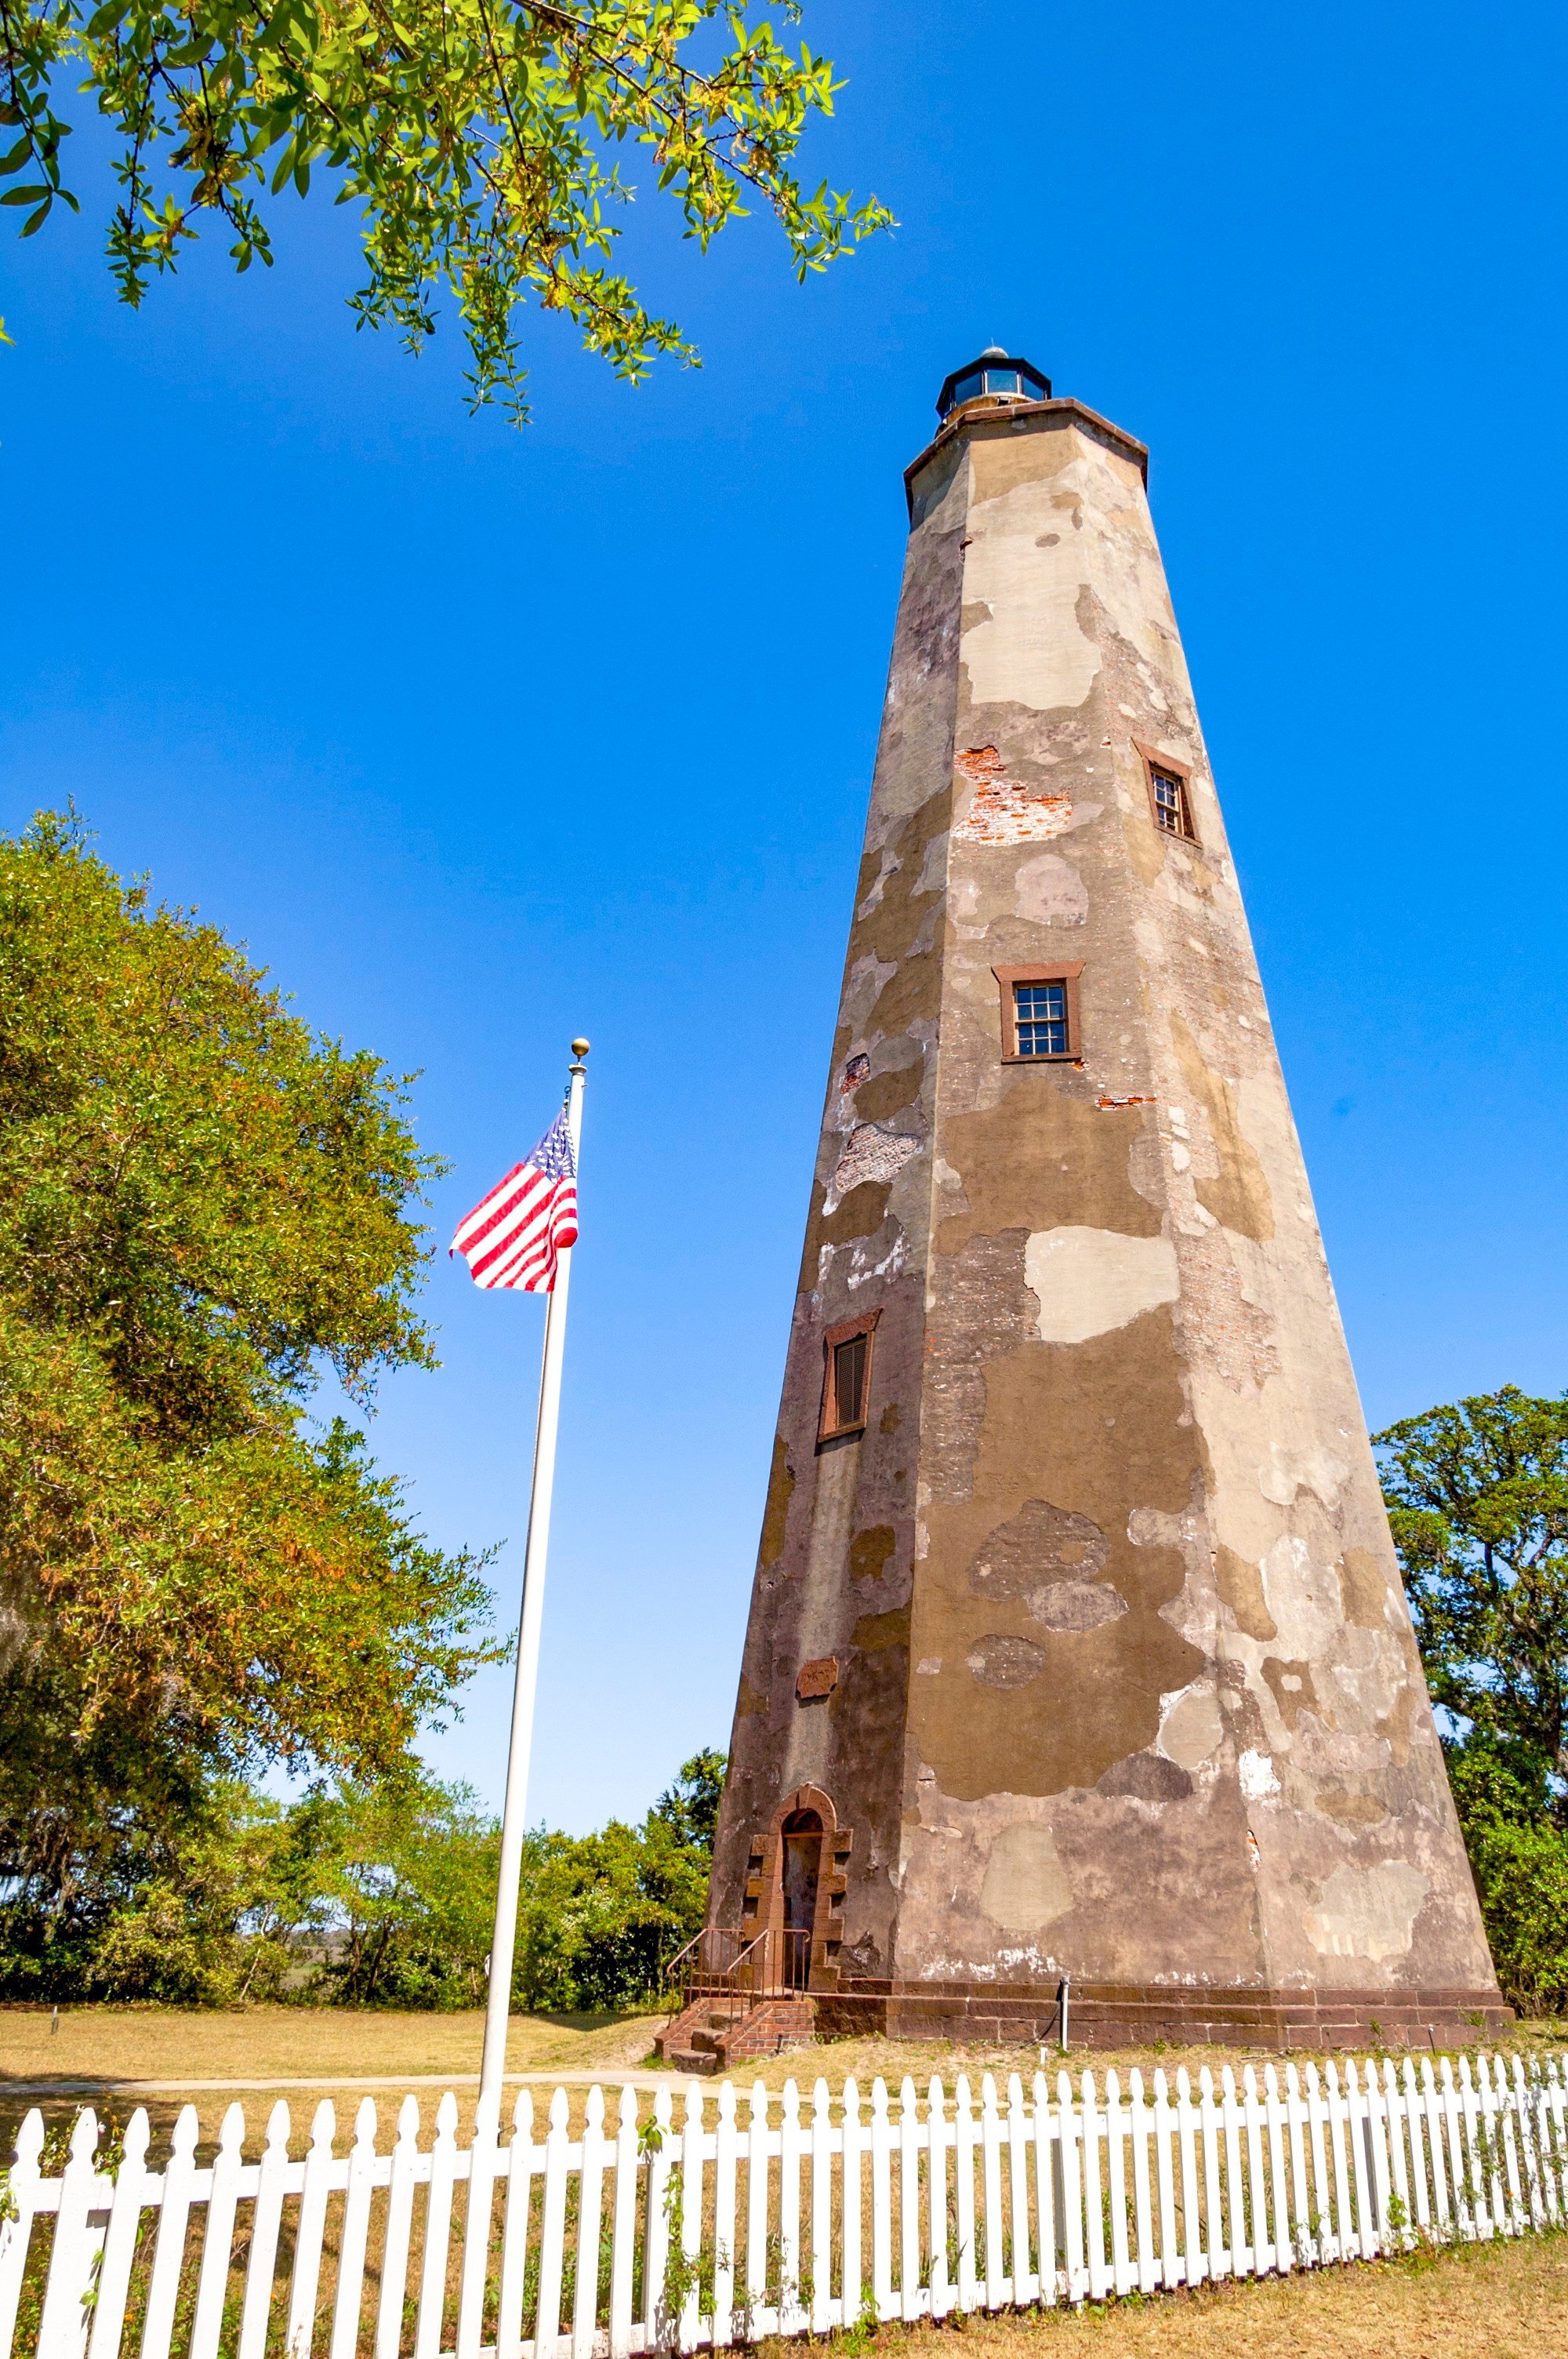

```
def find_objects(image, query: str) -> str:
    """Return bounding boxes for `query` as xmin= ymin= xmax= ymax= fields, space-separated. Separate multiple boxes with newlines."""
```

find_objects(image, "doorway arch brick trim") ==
xmin=741 ymin=1784 xmax=853 ymax=1988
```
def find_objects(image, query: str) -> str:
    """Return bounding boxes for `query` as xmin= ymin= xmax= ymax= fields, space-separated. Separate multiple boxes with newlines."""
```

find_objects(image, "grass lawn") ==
xmin=2 ymin=2002 xmax=1565 ymax=2149
xmin=786 ymin=2228 xmax=1568 ymax=2357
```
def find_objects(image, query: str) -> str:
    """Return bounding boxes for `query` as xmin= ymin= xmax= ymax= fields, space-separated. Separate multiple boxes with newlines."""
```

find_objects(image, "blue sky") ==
xmin=3 ymin=0 xmax=1563 ymax=1833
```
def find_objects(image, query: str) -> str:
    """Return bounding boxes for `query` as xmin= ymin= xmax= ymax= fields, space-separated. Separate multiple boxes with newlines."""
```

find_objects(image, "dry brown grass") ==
xmin=768 ymin=2229 xmax=1568 ymax=2358
xmin=2 ymin=2003 xmax=1566 ymax=2155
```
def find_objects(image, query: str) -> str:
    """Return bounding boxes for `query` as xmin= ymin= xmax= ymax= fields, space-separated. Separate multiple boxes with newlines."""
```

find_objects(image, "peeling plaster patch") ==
xmin=826 ymin=1124 xmax=920 ymax=1213
xmin=967 ymin=1634 xmax=1046 ymax=1688
xmin=1238 ymin=1749 xmax=1280 ymax=1801
xmin=1098 ymin=1094 xmax=1156 ymax=1110
xmin=916 ymin=1657 xmax=942 ymax=1677
xmin=953 ymin=747 xmax=1074 ymax=845
xmin=833 ymin=1053 xmax=870 ymax=1131
xmin=1029 ymin=1580 xmax=1127 ymax=1633
xmin=848 ymin=1228 xmax=908 ymax=1290
xmin=1303 ymin=1862 xmax=1430 ymax=1962
xmin=1258 ymin=1443 xmax=1351 ymax=1513
xmin=1014 ymin=852 xmax=1087 ymax=925
xmin=978 ymin=1823 xmax=1074 ymax=1932
xmin=962 ymin=475 xmax=1102 ymax=712
xmin=971 ymin=1499 xmax=1109 ymax=1597
xmin=1098 ymin=1750 xmax=1192 ymax=1802
xmin=1160 ymin=1685 xmax=1223 ymax=1769
xmin=1025 ymin=1227 xmax=1179 ymax=1344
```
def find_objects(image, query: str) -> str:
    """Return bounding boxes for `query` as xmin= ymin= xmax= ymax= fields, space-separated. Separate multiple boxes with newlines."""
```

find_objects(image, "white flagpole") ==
xmin=477 ymin=1037 xmax=590 ymax=2124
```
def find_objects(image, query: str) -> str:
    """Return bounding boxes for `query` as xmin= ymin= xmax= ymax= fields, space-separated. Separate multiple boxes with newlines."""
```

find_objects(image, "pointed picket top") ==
xmin=717 ymin=2081 xmax=737 ymax=2130
xmin=843 ymin=2077 xmax=862 ymax=2127
xmin=930 ymin=2075 xmax=948 ymax=2123
xmin=955 ymin=2074 xmax=975 ymax=2117
xmin=1263 ymin=2063 xmax=1281 ymax=2103
xmin=473 ymin=2085 xmax=501 ymax=2146
xmin=1105 ymin=2070 xmax=1121 ymax=2106
xmin=1242 ymin=2065 xmax=1259 ymax=2104
xmin=122 ymin=2110 xmax=151 ymax=2168
xmin=1152 ymin=2067 xmax=1168 ymax=2105
xmin=1080 ymin=2068 xmax=1097 ymax=2106
xmin=263 ymin=2098 xmax=292 ymax=2158
xmin=435 ymin=2089 xmax=460 ymax=2141
xmin=781 ymin=2079 xmax=801 ymax=2131
xmin=619 ymin=2085 xmax=640 ymax=2132
xmin=66 ymin=2109 xmax=98 ymax=2167
xmin=1007 ymin=2070 xmax=1025 ymax=2110
xmin=307 ymin=2099 xmax=337 ymax=2155
xmin=813 ymin=2080 xmax=833 ymax=2129
xmin=1325 ymin=2060 xmax=1343 ymax=2103
xmin=748 ymin=2081 xmax=768 ymax=2129
xmin=12 ymin=2110 xmax=43 ymax=2170
xmin=351 ymin=2096 xmax=377 ymax=2153
xmin=870 ymin=2077 xmax=891 ymax=2126
xmin=586 ymin=2085 xmax=606 ymax=2134
xmin=1031 ymin=2070 xmax=1048 ymax=2113
xmin=170 ymin=2104 xmax=200 ymax=2161
xmin=1458 ymin=2053 xmax=1478 ymax=2096
xmin=1175 ymin=2066 xmax=1192 ymax=2105
xmin=898 ymin=2077 xmax=917 ymax=2125
xmin=511 ymin=2088 xmax=534 ymax=2138
xmin=1056 ymin=2069 xmax=1074 ymax=2111
xmin=653 ymin=2085 xmax=674 ymax=2139
xmin=1220 ymin=2065 xmax=1238 ymax=2104
xmin=1198 ymin=2067 xmax=1216 ymax=2104
xmin=549 ymin=2087 xmax=571 ymax=2134
xmin=980 ymin=2072 xmax=1000 ymax=2117
xmin=216 ymin=2100 xmax=246 ymax=2159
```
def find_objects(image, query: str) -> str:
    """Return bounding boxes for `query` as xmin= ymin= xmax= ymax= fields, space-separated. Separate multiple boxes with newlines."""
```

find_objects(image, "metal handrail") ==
xmin=665 ymin=1924 xmax=815 ymax=2021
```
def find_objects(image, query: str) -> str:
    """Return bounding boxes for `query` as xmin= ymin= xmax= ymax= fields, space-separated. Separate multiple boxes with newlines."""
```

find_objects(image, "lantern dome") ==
xmin=936 ymin=347 xmax=1051 ymax=420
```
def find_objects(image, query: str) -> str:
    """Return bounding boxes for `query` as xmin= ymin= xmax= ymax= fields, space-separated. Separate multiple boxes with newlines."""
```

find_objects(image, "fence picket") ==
xmin=376 ymin=2098 xmax=423 ymax=2359
xmin=677 ymin=2086 xmax=706 ymax=2355
xmin=37 ymin=2109 xmax=103 ymax=2359
xmin=1056 ymin=2074 xmax=1086 ymax=2305
xmin=1150 ymin=2071 xmax=1178 ymax=2290
xmin=927 ymin=2079 xmax=951 ymax=2319
xmin=1103 ymin=2073 xmax=1131 ymax=2299
xmin=241 ymin=2102 xmax=296 ymax=2359
xmin=740 ymin=2085 xmax=768 ymax=2339
xmin=1515 ymin=2058 xmax=1547 ymax=2231
xmin=1241 ymin=2068 xmax=1269 ymax=2276
xmin=1127 ymin=2071 xmax=1155 ymax=2296
xmin=191 ymin=2101 xmax=247 ymax=2359
xmin=644 ymin=2088 xmax=674 ymax=2350
xmin=897 ymin=2079 xmax=920 ymax=2324
xmin=534 ymin=2087 xmax=573 ymax=2359
xmin=1349 ymin=2062 xmax=1383 ymax=2260
xmin=1007 ymin=2074 xmax=1033 ymax=2305
xmin=498 ymin=2090 xmax=538 ymax=2359
xmin=332 ymin=2101 xmax=382 ymax=2359
xmin=1456 ymin=2058 xmax=1487 ymax=2238
xmin=0 ymin=2114 xmax=45 ymax=2359
xmin=868 ymin=2080 xmax=893 ymax=2321
xmin=140 ymin=2105 xmax=202 ymax=2359
xmin=458 ymin=2095 xmax=503 ymax=2359
xmin=609 ymin=2088 xmax=641 ymax=2359
xmin=1080 ymin=2072 xmax=1109 ymax=2302
xmin=953 ymin=2077 xmax=978 ymax=2314
xmin=1262 ymin=2067 xmax=1291 ymax=2274
xmin=86 ymin=2108 xmax=151 ymax=2359
xmin=1218 ymin=2068 xmax=1247 ymax=2277
xmin=840 ymin=2080 xmax=864 ymax=2332
xmin=575 ymin=2087 xmax=611 ymax=2359
xmin=1029 ymin=2074 xmax=1057 ymax=2308
xmin=777 ymin=2082 xmax=804 ymax=2338
xmin=979 ymin=2075 xmax=1004 ymax=2306
xmin=712 ymin=2081 xmax=739 ymax=2349
xmin=415 ymin=2093 xmax=462 ymax=2359
xmin=812 ymin=2081 xmax=837 ymax=2335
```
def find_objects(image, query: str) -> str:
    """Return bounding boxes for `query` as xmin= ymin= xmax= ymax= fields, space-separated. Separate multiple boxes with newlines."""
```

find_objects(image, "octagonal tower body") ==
xmin=710 ymin=365 xmax=1504 ymax=2046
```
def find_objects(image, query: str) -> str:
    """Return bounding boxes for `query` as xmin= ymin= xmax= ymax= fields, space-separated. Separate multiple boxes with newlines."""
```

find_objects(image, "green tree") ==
xmin=1375 ymin=1385 xmax=1568 ymax=1805
xmin=1376 ymin=1385 xmax=1568 ymax=2012
xmin=0 ymin=811 xmax=499 ymax=1983
xmin=0 ymin=0 xmax=891 ymax=416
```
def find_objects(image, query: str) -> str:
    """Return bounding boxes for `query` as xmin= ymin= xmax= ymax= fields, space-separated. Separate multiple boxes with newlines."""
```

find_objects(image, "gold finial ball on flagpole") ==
xmin=571 ymin=1038 xmax=590 ymax=1059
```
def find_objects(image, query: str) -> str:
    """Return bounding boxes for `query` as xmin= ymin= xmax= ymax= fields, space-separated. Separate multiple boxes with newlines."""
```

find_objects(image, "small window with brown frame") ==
xmin=1134 ymin=740 xmax=1198 ymax=844
xmin=993 ymin=962 xmax=1083 ymax=1063
xmin=818 ymin=1309 xmax=880 ymax=1443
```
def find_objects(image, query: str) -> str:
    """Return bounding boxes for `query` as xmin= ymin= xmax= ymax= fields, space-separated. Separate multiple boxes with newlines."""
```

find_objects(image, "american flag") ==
xmin=450 ymin=1110 xmax=579 ymax=1293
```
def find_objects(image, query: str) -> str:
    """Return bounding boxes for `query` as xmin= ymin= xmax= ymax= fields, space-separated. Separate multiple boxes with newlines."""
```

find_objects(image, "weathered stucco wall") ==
xmin=711 ymin=396 xmax=1500 ymax=2026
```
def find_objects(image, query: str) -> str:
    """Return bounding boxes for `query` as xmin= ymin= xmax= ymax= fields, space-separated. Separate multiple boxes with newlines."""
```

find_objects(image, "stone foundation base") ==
xmin=812 ymin=1976 xmax=1513 ymax=2052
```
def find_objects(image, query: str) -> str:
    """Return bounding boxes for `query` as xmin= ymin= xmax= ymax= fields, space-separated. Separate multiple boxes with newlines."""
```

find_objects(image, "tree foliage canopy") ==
xmin=1376 ymin=1384 xmax=1568 ymax=1790
xmin=0 ymin=0 xmax=891 ymax=413
xmin=1377 ymin=1384 xmax=1568 ymax=2012
xmin=0 ymin=812 xmax=498 ymax=1945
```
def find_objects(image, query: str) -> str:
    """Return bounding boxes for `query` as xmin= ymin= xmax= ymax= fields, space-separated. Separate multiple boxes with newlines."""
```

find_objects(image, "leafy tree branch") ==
xmin=0 ymin=0 xmax=892 ymax=415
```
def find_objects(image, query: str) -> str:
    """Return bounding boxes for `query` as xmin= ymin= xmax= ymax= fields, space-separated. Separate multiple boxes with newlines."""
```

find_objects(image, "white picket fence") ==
xmin=5 ymin=2051 xmax=1566 ymax=2359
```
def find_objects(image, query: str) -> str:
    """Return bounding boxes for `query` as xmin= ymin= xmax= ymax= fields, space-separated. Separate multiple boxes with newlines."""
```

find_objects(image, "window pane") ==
xmin=985 ymin=369 xmax=1021 ymax=394
xmin=834 ymin=1335 xmax=866 ymax=1426
xmin=1014 ymin=980 xmax=1068 ymax=1058
xmin=951 ymin=369 xmax=985 ymax=405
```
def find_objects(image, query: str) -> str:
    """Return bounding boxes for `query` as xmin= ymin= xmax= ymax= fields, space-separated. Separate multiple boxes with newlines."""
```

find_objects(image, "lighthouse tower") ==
xmin=691 ymin=353 xmax=1504 ymax=2056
